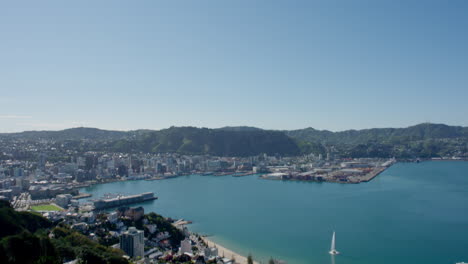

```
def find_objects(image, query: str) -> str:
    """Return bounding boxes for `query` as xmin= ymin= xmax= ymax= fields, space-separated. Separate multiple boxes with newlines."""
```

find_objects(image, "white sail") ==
xmin=329 ymin=231 xmax=339 ymax=255
xmin=330 ymin=231 xmax=336 ymax=251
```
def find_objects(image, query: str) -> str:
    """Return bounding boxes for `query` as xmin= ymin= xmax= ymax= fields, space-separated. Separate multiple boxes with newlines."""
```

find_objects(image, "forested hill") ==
xmin=123 ymin=124 xmax=466 ymax=157
xmin=287 ymin=123 xmax=468 ymax=158
xmin=1 ymin=123 xmax=467 ymax=158
xmin=286 ymin=123 xmax=468 ymax=145
xmin=108 ymin=127 xmax=301 ymax=156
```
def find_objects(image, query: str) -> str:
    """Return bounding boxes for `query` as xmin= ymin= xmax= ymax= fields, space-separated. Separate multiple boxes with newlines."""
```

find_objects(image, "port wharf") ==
xmin=72 ymin=193 xmax=92 ymax=199
xmin=261 ymin=159 xmax=396 ymax=184
xmin=92 ymin=192 xmax=157 ymax=210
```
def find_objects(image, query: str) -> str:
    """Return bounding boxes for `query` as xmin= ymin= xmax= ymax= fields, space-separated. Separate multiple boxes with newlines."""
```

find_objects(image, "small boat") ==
xmin=329 ymin=231 xmax=339 ymax=255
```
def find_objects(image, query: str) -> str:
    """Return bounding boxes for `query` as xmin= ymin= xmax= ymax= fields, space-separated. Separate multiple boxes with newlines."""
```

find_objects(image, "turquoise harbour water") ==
xmin=82 ymin=161 xmax=468 ymax=264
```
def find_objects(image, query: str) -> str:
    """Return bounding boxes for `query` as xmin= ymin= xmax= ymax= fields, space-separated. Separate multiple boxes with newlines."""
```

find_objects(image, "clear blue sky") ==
xmin=1 ymin=0 xmax=467 ymax=132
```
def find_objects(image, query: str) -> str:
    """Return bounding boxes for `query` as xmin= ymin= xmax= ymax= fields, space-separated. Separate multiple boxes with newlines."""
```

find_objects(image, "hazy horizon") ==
xmin=0 ymin=121 xmax=466 ymax=134
xmin=1 ymin=1 xmax=467 ymax=132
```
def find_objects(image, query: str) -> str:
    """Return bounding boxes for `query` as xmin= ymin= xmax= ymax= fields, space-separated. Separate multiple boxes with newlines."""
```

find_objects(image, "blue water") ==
xmin=82 ymin=161 xmax=468 ymax=264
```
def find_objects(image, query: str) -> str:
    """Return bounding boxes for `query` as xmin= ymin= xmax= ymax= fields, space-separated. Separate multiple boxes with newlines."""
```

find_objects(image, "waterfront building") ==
xmin=120 ymin=227 xmax=144 ymax=258
xmin=179 ymin=237 xmax=192 ymax=255
xmin=204 ymin=247 xmax=218 ymax=259
xmin=263 ymin=172 xmax=287 ymax=180
xmin=340 ymin=161 xmax=372 ymax=168
xmin=56 ymin=194 xmax=72 ymax=208
xmin=93 ymin=192 xmax=156 ymax=210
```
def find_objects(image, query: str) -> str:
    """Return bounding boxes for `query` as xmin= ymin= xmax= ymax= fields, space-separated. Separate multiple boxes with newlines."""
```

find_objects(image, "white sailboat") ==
xmin=329 ymin=231 xmax=340 ymax=255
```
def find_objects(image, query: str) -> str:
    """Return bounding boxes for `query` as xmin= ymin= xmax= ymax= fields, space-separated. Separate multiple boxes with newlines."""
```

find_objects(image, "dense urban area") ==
xmin=0 ymin=123 xmax=467 ymax=264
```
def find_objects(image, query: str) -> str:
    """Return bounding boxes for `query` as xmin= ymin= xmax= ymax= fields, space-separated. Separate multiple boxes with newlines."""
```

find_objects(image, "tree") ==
xmin=268 ymin=257 xmax=275 ymax=264
xmin=192 ymin=245 xmax=198 ymax=253
xmin=78 ymin=248 xmax=106 ymax=264
xmin=247 ymin=254 xmax=253 ymax=264
xmin=0 ymin=232 xmax=61 ymax=264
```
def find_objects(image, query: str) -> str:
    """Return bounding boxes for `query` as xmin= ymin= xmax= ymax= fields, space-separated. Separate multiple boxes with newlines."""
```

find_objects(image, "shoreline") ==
xmin=201 ymin=236 xmax=258 ymax=264
xmin=81 ymin=160 xmax=468 ymax=189
xmin=77 ymin=161 xmax=468 ymax=264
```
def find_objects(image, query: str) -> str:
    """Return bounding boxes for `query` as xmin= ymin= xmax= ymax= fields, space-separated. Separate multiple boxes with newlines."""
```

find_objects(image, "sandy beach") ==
xmin=201 ymin=237 xmax=258 ymax=264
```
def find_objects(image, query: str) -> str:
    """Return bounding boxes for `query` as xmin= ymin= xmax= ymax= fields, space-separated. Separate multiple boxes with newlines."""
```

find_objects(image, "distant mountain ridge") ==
xmin=1 ymin=123 xmax=467 ymax=158
xmin=216 ymin=126 xmax=264 ymax=132
xmin=2 ymin=123 xmax=466 ymax=143
xmin=286 ymin=123 xmax=468 ymax=158
xmin=0 ymin=127 xmax=128 ymax=141
xmin=286 ymin=123 xmax=468 ymax=145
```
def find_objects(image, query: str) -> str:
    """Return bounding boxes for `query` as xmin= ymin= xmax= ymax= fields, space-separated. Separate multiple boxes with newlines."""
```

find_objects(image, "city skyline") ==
xmin=1 ymin=0 xmax=468 ymax=132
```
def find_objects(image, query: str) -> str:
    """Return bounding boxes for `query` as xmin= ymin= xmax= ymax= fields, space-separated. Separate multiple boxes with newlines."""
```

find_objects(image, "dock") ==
xmin=173 ymin=219 xmax=193 ymax=227
xmin=347 ymin=167 xmax=387 ymax=183
xmin=232 ymin=172 xmax=255 ymax=177
xmin=73 ymin=192 xmax=92 ymax=199
xmin=92 ymin=192 xmax=157 ymax=210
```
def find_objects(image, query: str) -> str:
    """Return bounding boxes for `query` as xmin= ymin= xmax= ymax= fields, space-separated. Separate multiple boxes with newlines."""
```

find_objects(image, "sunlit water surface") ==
xmin=82 ymin=161 xmax=468 ymax=264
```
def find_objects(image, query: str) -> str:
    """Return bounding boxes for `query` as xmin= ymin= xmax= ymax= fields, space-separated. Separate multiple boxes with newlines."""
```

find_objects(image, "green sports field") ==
xmin=30 ymin=204 xmax=63 ymax=211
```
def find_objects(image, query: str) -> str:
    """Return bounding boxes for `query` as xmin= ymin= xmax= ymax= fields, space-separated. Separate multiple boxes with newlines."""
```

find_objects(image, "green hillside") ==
xmin=1 ymin=123 xmax=467 ymax=158
xmin=287 ymin=123 xmax=468 ymax=158
xmin=0 ymin=201 xmax=128 ymax=264
xmin=108 ymin=126 xmax=301 ymax=156
xmin=286 ymin=123 xmax=468 ymax=145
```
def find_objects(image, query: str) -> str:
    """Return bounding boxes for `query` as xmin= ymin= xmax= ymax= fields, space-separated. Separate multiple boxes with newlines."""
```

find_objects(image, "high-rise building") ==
xmin=38 ymin=153 xmax=47 ymax=170
xmin=55 ymin=194 xmax=72 ymax=208
xmin=179 ymin=237 xmax=192 ymax=255
xmin=120 ymin=227 xmax=144 ymax=258
xmin=204 ymin=247 xmax=218 ymax=259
